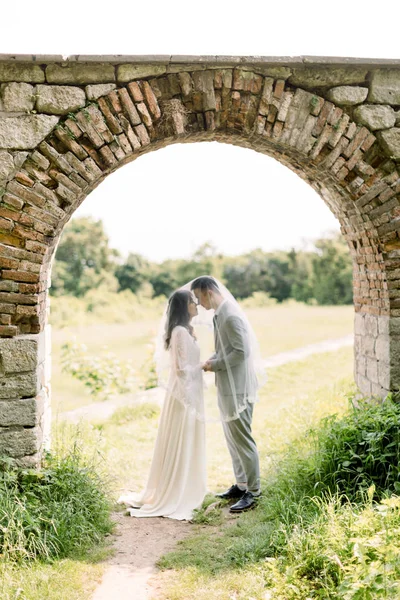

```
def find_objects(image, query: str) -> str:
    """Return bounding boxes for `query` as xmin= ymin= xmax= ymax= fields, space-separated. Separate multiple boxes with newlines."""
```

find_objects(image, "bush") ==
xmin=0 ymin=445 xmax=113 ymax=562
xmin=60 ymin=340 xmax=138 ymax=400
xmin=311 ymin=394 xmax=400 ymax=500
xmin=240 ymin=291 xmax=278 ymax=308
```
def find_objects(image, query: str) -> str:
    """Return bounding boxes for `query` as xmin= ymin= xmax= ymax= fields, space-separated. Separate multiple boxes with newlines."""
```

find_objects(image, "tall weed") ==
xmin=0 ymin=438 xmax=113 ymax=562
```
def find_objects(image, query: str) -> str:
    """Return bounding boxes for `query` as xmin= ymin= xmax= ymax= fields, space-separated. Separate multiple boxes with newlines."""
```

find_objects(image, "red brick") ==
xmin=140 ymin=81 xmax=161 ymax=120
xmin=2 ymin=270 xmax=40 ymax=283
xmin=0 ymin=325 xmax=17 ymax=337
xmin=97 ymin=97 xmax=123 ymax=134
xmin=127 ymin=82 xmax=143 ymax=102
xmin=108 ymin=90 xmax=123 ymax=113
xmin=0 ymin=232 xmax=24 ymax=248
xmin=14 ymin=172 xmax=34 ymax=187
xmin=118 ymin=88 xmax=141 ymax=126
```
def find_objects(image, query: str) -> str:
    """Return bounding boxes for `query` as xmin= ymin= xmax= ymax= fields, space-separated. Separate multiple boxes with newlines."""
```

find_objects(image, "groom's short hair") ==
xmin=191 ymin=276 xmax=220 ymax=293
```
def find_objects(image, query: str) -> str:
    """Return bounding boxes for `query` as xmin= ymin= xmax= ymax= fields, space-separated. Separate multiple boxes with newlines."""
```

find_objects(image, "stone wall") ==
xmin=0 ymin=326 xmax=50 ymax=465
xmin=0 ymin=55 xmax=399 ymax=464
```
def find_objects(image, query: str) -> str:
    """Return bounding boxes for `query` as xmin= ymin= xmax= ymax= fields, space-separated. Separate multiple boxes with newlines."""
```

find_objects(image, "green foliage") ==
xmin=60 ymin=340 xmax=137 ymax=400
xmin=0 ymin=445 xmax=112 ymax=562
xmin=115 ymin=253 xmax=151 ymax=293
xmin=311 ymin=395 xmax=400 ymax=500
xmin=51 ymin=214 xmax=353 ymax=306
xmin=51 ymin=216 xmax=119 ymax=297
xmin=311 ymin=233 xmax=353 ymax=305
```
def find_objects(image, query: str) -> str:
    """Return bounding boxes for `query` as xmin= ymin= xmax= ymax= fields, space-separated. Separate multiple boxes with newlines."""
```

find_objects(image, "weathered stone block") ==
xmin=356 ymin=373 xmax=372 ymax=396
xmin=192 ymin=71 xmax=216 ymax=111
xmin=326 ymin=86 xmax=368 ymax=105
xmin=354 ymin=312 xmax=365 ymax=335
xmin=364 ymin=313 xmax=379 ymax=338
xmin=0 ymin=64 xmax=44 ymax=83
xmin=0 ymin=338 xmax=38 ymax=373
xmin=14 ymin=452 xmax=41 ymax=467
xmin=36 ymin=85 xmax=86 ymax=115
xmin=366 ymin=357 xmax=379 ymax=383
xmin=0 ymin=372 xmax=38 ymax=399
xmin=371 ymin=383 xmax=386 ymax=398
xmin=376 ymin=128 xmax=400 ymax=159
xmin=355 ymin=355 xmax=367 ymax=377
xmin=369 ymin=69 xmax=400 ymax=104
xmin=378 ymin=360 xmax=391 ymax=389
xmin=46 ymin=64 xmax=115 ymax=84
xmin=354 ymin=334 xmax=363 ymax=355
xmin=289 ymin=68 xmax=367 ymax=88
xmin=2 ymin=82 xmax=35 ymax=112
xmin=375 ymin=335 xmax=389 ymax=362
xmin=0 ymin=151 xmax=15 ymax=180
xmin=255 ymin=67 xmax=291 ymax=80
xmin=0 ymin=426 xmax=40 ymax=457
xmin=117 ymin=65 xmax=166 ymax=82
xmin=0 ymin=396 xmax=43 ymax=427
xmin=363 ymin=335 xmax=376 ymax=358
xmin=85 ymin=83 xmax=116 ymax=100
xmin=0 ymin=115 xmax=59 ymax=149
xmin=378 ymin=315 xmax=390 ymax=335
xmin=353 ymin=105 xmax=396 ymax=131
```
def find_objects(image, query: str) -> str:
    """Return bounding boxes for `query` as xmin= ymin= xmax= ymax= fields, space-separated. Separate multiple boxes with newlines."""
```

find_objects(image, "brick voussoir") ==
xmin=0 ymin=292 xmax=37 ymax=305
xmin=6 ymin=181 xmax=46 ymax=209
xmin=2 ymin=270 xmax=40 ymax=283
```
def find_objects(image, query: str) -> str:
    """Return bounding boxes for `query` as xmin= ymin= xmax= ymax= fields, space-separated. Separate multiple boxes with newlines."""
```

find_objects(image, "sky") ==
xmin=2 ymin=1 xmax=400 ymax=262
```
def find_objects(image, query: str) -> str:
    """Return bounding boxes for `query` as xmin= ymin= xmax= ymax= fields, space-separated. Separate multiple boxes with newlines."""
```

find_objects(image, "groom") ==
xmin=191 ymin=276 xmax=261 ymax=513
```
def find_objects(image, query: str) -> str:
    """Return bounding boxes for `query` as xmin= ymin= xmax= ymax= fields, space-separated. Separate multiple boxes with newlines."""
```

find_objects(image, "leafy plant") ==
xmin=311 ymin=395 xmax=400 ymax=500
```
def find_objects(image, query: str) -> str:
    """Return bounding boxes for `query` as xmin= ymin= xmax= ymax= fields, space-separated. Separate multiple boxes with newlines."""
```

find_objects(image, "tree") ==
xmin=115 ymin=253 xmax=151 ymax=293
xmin=311 ymin=234 xmax=353 ymax=305
xmin=50 ymin=217 xmax=119 ymax=297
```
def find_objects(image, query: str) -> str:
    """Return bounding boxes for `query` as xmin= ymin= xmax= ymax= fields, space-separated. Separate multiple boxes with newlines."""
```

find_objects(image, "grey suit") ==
xmin=209 ymin=300 xmax=260 ymax=494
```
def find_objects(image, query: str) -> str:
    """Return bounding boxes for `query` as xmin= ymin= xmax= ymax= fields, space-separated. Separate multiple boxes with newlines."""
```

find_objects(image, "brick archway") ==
xmin=1 ymin=55 xmax=400 ymax=465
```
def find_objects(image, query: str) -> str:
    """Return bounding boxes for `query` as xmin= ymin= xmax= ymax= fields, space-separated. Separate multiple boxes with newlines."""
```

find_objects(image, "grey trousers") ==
xmin=221 ymin=402 xmax=260 ymax=494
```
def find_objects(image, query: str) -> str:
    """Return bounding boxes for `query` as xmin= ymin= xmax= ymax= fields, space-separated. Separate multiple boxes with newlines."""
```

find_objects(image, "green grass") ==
xmin=0 ymin=549 xmax=108 ymax=600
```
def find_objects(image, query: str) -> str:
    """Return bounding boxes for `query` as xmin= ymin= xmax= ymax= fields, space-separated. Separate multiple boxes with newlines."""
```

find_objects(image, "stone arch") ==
xmin=1 ymin=59 xmax=400 ymax=464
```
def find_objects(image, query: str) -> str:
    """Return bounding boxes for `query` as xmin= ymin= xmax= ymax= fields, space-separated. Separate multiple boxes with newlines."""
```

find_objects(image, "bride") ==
xmin=118 ymin=288 xmax=207 ymax=520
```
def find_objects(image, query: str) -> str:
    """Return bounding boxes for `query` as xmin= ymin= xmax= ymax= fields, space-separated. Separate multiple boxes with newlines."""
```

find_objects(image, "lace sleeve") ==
xmin=171 ymin=327 xmax=200 ymax=380
xmin=169 ymin=327 xmax=204 ymax=420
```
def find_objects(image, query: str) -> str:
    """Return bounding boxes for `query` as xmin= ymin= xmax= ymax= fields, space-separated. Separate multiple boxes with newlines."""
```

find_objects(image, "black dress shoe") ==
xmin=215 ymin=484 xmax=246 ymax=500
xmin=229 ymin=491 xmax=256 ymax=513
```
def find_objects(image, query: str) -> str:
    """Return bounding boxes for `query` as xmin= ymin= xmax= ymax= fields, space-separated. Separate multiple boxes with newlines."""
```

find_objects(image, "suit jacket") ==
xmin=209 ymin=300 xmax=258 ymax=414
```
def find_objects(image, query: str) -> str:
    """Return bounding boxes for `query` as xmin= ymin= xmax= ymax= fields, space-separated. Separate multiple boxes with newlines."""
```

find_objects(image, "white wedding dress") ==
xmin=119 ymin=326 xmax=207 ymax=520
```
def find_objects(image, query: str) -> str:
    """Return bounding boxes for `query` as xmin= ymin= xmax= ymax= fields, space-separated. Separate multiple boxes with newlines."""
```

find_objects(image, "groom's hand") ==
xmin=202 ymin=361 xmax=212 ymax=372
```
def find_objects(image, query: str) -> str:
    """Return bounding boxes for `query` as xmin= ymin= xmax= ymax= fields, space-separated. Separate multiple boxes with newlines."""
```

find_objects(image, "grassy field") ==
xmin=51 ymin=303 xmax=354 ymax=414
xmin=1 ymin=303 xmax=356 ymax=600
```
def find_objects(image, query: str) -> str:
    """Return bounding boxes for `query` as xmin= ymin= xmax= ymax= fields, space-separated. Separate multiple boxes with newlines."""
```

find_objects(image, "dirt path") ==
xmin=92 ymin=513 xmax=191 ymax=600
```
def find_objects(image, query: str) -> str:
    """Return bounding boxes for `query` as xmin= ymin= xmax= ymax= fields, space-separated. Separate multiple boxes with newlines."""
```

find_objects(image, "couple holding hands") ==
xmin=119 ymin=276 xmax=264 ymax=520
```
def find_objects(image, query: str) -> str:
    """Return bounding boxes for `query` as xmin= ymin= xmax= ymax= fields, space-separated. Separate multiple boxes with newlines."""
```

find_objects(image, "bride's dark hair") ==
xmin=164 ymin=289 xmax=196 ymax=350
